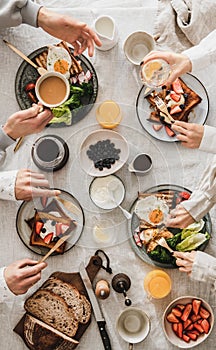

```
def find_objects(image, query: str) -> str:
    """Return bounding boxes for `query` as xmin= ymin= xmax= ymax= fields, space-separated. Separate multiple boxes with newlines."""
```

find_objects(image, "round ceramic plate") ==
xmin=79 ymin=129 xmax=129 ymax=177
xmin=136 ymin=73 xmax=209 ymax=142
xmin=129 ymin=184 xmax=212 ymax=268
xmin=163 ymin=296 xmax=214 ymax=348
xmin=15 ymin=46 xmax=98 ymax=127
xmin=16 ymin=189 xmax=84 ymax=255
xmin=89 ymin=174 xmax=125 ymax=209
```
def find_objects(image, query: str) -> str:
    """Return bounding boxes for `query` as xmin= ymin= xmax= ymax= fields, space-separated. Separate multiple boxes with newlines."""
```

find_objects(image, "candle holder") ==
xmin=111 ymin=273 xmax=132 ymax=306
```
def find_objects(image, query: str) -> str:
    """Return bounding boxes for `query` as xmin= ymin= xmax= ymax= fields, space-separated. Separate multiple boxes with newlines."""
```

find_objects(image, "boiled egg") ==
xmin=134 ymin=195 xmax=169 ymax=225
xmin=47 ymin=46 xmax=71 ymax=79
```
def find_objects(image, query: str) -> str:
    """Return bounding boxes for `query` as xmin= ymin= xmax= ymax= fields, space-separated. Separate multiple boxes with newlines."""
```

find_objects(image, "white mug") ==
xmin=116 ymin=307 xmax=150 ymax=349
xmin=93 ymin=15 xmax=118 ymax=51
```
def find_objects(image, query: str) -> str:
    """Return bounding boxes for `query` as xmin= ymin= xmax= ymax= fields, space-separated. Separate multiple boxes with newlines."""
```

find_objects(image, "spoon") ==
xmin=107 ymin=180 xmax=132 ymax=220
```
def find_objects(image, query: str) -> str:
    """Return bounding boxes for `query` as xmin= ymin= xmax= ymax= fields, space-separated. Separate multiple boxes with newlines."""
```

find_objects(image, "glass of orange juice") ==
xmin=96 ymin=100 xmax=122 ymax=129
xmin=144 ymin=270 xmax=171 ymax=299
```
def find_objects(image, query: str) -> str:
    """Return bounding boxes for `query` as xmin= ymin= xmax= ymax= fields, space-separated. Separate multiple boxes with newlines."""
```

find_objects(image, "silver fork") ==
xmin=155 ymin=236 xmax=174 ymax=254
xmin=154 ymin=96 xmax=175 ymax=123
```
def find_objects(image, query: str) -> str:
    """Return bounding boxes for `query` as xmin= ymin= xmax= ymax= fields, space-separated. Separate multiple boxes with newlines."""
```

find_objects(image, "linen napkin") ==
xmin=154 ymin=0 xmax=216 ymax=52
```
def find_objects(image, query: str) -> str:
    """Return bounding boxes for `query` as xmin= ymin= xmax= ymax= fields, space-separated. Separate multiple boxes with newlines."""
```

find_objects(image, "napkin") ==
xmin=154 ymin=0 xmax=216 ymax=52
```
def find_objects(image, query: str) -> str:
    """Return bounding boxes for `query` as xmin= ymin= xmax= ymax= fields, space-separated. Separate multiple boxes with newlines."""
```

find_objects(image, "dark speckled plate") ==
xmin=15 ymin=46 xmax=98 ymax=127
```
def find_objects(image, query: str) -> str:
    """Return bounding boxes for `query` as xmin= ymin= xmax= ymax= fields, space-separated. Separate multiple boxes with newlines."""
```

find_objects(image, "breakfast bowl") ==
xmin=163 ymin=296 xmax=214 ymax=348
xmin=123 ymin=31 xmax=155 ymax=65
xmin=35 ymin=71 xmax=70 ymax=108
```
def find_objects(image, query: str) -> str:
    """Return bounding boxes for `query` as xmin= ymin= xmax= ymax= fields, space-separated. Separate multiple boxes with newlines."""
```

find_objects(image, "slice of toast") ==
xmin=30 ymin=199 xmax=76 ymax=254
xmin=146 ymin=77 xmax=202 ymax=123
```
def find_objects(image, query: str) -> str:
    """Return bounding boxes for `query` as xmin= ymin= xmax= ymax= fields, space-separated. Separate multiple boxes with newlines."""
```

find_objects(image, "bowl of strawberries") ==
xmin=163 ymin=296 xmax=214 ymax=348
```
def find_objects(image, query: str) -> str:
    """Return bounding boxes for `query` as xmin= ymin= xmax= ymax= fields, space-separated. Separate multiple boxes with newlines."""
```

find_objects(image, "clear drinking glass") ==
xmin=140 ymin=59 xmax=171 ymax=88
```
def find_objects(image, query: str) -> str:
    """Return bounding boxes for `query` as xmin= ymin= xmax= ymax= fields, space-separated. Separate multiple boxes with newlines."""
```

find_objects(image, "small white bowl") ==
xmin=35 ymin=71 xmax=70 ymax=108
xmin=123 ymin=31 xmax=155 ymax=65
xmin=163 ymin=296 xmax=214 ymax=348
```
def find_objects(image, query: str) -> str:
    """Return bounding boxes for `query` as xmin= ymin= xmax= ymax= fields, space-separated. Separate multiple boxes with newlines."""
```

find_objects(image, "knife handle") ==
xmin=97 ymin=321 xmax=112 ymax=350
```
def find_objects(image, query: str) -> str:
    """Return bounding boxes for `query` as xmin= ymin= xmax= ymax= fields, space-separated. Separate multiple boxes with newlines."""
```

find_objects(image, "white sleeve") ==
xmin=199 ymin=125 xmax=216 ymax=154
xmin=0 ymin=267 xmax=15 ymax=303
xmin=0 ymin=170 xmax=18 ymax=201
xmin=183 ymin=30 xmax=216 ymax=72
xmin=191 ymin=251 xmax=216 ymax=285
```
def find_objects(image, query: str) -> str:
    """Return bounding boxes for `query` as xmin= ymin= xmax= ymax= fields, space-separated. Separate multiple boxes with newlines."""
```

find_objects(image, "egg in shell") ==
xmin=134 ymin=195 xmax=169 ymax=225
xmin=47 ymin=46 xmax=72 ymax=79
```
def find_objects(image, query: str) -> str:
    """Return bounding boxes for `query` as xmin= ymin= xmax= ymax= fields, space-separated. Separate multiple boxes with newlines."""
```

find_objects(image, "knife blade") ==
xmin=79 ymin=262 xmax=112 ymax=350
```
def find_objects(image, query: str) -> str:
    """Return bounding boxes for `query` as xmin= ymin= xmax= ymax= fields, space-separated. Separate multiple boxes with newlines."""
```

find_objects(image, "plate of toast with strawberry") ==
xmin=136 ymin=73 xmax=209 ymax=142
xmin=16 ymin=189 xmax=84 ymax=256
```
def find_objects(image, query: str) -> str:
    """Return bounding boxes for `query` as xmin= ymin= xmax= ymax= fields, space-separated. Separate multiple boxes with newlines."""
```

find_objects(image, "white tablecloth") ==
xmin=1 ymin=3 xmax=216 ymax=350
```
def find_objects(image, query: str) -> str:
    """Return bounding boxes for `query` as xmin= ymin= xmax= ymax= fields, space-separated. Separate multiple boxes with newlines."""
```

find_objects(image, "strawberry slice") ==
xmin=183 ymin=318 xmax=192 ymax=330
xmin=186 ymin=331 xmax=197 ymax=341
xmin=199 ymin=306 xmax=210 ymax=319
xmin=40 ymin=196 xmax=48 ymax=208
xmin=191 ymin=314 xmax=201 ymax=322
xmin=153 ymin=124 xmax=163 ymax=131
xmin=170 ymin=91 xmax=181 ymax=102
xmin=61 ymin=224 xmax=70 ymax=233
xmin=176 ymin=322 xmax=183 ymax=338
xmin=55 ymin=223 xmax=62 ymax=237
xmin=176 ymin=304 xmax=185 ymax=311
xmin=172 ymin=307 xmax=182 ymax=318
xmin=182 ymin=334 xmax=190 ymax=343
xmin=170 ymin=105 xmax=182 ymax=115
xmin=43 ymin=232 xmax=53 ymax=244
xmin=172 ymin=323 xmax=178 ymax=333
xmin=192 ymin=299 xmax=202 ymax=316
xmin=167 ymin=312 xmax=180 ymax=323
xmin=200 ymin=319 xmax=210 ymax=334
xmin=35 ymin=221 xmax=44 ymax=235
xmin=165 ymin=125 xmax=175 ymax=137
xmin=179 ymin=191 xmax=190 ymax=200
xmin=181 ymin=303 xmax=192 ymax=322
xmin=172 ymin=78 xmax=184 ymax=94
xmin=193 ymin=323 xmax=204 ymax=333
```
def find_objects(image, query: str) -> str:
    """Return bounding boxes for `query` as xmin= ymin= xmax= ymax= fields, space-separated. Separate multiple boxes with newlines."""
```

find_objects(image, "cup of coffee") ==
xmin=128 ymin=153 xmax=152 ymax=176
xmin=116 ymin=307 xmax=150 ymax=348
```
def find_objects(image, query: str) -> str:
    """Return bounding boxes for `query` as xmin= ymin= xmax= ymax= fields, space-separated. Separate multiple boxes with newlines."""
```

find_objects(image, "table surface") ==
xmin=1 ymin=2 xmax=216 ymax=350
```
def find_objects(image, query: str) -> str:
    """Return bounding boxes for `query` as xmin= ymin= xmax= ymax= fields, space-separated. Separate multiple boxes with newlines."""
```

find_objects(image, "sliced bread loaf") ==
xmin=24 ymin=314 xmax=78 ymax=350
xmin=24 ymin=289 xmax=79 ymax=337
xmin=42 ymin=277 xmax=91 ymax=324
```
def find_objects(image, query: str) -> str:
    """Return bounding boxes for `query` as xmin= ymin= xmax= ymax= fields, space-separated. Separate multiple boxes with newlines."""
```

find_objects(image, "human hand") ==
xmin=38 ymin=7 xmax=102 ymax=57
xmin=3 ymin=104 xmax=52 ymax=140
xmin=4 ymin=258 xmax=47 ymax=295
xmin=173 ymin=251 xmax=196 ymax=274
xmin=172 ymin=121 xmax=204 ymax=148
xmin=15 ymin=169 xmax=61 ymax=201
xmin=166 ymin=205 xmax=195 ymax=228
xmin=143 ymin=50 xmax=192 ymax=84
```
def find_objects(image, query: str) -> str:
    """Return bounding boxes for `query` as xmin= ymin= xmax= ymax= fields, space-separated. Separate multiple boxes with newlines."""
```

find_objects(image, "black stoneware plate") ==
xmin=16 ymin=189 xmax=84 ymax=256
xmin=15 ymin=46 xmax=98 ymax=127
xmin=129 ymin=184 xmax=211 ymax=268
xmin=136 ymin=73 xmax=209 ymax=142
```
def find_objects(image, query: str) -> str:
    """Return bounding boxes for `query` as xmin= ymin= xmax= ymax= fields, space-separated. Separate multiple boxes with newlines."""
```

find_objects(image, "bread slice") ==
xmin=24 ymin=289 xmax=79 ymax=337
xmin=41 ymin=277 xmax=91 ymax=324
xmin=146 ymin=77 xmax=202 ymax=123
xmin=30 ymin=199 xmax=76 ymax=254
xmin=24 ymin=314 xmax=78 ymax=350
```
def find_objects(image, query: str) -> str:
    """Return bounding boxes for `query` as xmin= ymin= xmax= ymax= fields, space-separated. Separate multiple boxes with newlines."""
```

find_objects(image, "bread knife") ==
xmin=79 ymin=262 xmax=112 ymax=350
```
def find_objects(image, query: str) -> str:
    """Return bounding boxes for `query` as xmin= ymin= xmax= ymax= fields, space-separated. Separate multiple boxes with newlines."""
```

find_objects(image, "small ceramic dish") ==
xmin=163 ymin=296 xmax=214 ymax=348
xmin=89 ymin=174 xmax=125 ymax=210
xmin=79 ymin=129 xmax=129 ymax=177
xmin=123 ymin=31 xmax=155 ymax=65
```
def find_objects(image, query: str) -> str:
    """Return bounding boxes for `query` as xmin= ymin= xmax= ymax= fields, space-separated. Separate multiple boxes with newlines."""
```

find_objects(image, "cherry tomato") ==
xmin=179 ymin=191 xmax=190 ymax=200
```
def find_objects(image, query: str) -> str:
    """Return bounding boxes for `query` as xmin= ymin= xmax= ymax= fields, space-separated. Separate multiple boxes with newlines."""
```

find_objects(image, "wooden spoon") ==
xmin=37 ymin=234 xmax=70 ymax=264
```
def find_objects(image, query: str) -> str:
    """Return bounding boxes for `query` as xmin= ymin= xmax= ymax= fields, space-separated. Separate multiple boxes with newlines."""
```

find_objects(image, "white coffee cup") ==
xmin=123 ymin=31 xmax=155 ymax=65
xmin=93 ymin=15 xmax=118 ymax=51
xmin=116 ymin=307 xmax=150 ymax=349
xmin=128 ymin=153 xmax=152 ymax=176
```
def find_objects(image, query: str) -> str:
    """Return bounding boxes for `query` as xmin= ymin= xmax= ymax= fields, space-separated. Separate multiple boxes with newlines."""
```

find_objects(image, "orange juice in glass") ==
xmin=144 ymin=270 xmax=171 ymax=299
xmin=96 ymin=100 xmax=122 ymax=129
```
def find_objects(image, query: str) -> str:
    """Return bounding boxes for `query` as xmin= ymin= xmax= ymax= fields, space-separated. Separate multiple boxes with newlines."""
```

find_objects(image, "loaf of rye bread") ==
xmin=41 ymin=277 xmax=91 ymax=324
xmin=30 ymin=199 xmax=76 ymax=254
xmin=23 ymin=314 xmax=78 ymax=350
xmin=147 ymin=77 xmax=202 ymax=122
xmin=24 ymin=289 xmax=79 ymax=338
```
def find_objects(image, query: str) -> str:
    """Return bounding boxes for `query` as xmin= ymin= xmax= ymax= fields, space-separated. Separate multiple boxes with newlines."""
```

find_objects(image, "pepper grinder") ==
xmin=95 ymin=279 xmax=110 ymax=300
xmin=111 ymin=273 xmax=132 ymax=306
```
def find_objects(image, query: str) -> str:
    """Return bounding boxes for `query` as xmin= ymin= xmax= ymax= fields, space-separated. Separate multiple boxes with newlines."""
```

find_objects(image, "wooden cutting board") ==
xmin=13 ymin=254 xmax=103 ymax=349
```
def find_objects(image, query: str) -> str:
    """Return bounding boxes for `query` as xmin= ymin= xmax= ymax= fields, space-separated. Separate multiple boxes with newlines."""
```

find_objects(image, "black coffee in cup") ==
xmin=133 ymin=154 xmax=152 ymax=172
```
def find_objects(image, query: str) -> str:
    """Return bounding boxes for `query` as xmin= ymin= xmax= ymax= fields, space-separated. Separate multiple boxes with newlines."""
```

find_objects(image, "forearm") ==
xmin=0 ymin=0 xmax=41 ymax=28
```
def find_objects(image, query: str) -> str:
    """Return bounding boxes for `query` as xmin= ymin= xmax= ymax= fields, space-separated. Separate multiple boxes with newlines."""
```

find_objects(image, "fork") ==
xmin=155 ymin=236 xmax=174 ymax=254
xmin=154 ymin=96 xmax=175 ymax=124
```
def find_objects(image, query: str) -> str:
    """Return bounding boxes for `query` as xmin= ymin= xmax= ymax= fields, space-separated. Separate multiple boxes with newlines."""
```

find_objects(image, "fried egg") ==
xmin=134 ymin=195 xmax=169 ymax=225
xmin=47 ymin=46 xmax=72 ymax=79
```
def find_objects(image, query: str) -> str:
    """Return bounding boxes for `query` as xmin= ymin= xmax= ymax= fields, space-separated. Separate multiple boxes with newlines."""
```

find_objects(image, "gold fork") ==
xmin=155 ymin=236 xmax=174 ymax=254
xmin=154 ymin=96 xmax=175 ymax=124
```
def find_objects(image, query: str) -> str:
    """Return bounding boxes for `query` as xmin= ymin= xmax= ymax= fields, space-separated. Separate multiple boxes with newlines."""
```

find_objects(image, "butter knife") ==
xmin=79 ymin=262 xmax=112 ymax=350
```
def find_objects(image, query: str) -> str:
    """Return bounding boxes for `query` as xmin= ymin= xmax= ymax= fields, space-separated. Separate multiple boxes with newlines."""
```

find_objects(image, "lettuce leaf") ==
xmin=176 ymin=232 xmax=210 ymax=252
